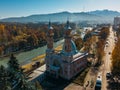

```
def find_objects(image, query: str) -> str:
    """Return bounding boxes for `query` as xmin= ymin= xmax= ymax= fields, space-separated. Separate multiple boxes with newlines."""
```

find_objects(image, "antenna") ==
xmin=67 ymin=17 xmax=69 ymax=21
xmin=83 ymin=5 xmax=85 ymax=12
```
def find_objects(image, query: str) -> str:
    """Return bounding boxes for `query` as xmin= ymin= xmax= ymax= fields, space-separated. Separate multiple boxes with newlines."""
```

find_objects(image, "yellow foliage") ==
xmin=74 ymin=37 xmax=83 ymax=50
xmin=0 ymin=24 xmax=5 ymax=31
xmin=54 ymin=45 xmax=62 ymax=51
xmin=32 ymin=54 xmax=46 ymax=61
xmin=112 ymin=37 xmax=120 ymax=75
xmin=21 ymin=63 xmax=32 ymax=72
xmin=0 ymin=47 xmax=3 ymax=55
xmin=35 ymin=81 xmax=42 ymax=90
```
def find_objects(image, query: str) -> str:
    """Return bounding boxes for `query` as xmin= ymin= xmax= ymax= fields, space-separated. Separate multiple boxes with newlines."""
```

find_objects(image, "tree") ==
xmin=0 ymin=65 xmax=12 ymax=90
xmin=112 ymin=37 xmax=120 ymax=77
xmin=7 ymin=54 xmax=38 ymax=90
xmin=83 ymin=31 xmax=92 ymax=42
xmin=35 ymin=81 xmax=42 ymax=90
xmin=0 ymin=24 xmax=5 ymax=31
xmin=0 ymin=46 xmax=3 ymax=56
xmin=8 ymin=54 xmax=20 ymax=71
xmin=74 ymin=37 xmax=83 ymax=50
xmin=99 ymin=27 xmax=109 ymax=40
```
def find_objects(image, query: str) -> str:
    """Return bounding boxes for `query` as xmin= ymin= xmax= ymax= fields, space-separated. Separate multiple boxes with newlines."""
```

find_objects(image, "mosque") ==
xmin=45 ymin=20 xmax=88 ymax=80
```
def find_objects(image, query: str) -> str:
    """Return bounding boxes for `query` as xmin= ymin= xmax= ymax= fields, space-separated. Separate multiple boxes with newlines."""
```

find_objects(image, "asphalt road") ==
xmin=101 ymin=26 xmax=115 ymax=90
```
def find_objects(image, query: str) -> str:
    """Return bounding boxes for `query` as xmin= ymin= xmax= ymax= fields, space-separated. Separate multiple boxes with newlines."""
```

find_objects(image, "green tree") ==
xmin=0 ymin=65 xmax=12 ymax=90
xmin=8 ymin=54 xmax=20 ymax=72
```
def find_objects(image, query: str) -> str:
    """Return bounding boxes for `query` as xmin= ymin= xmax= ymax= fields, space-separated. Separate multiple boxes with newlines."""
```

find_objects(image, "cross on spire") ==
xmin=48 ymin=20 xmax=53 ymax=30
xmin=66 ymin=18 xmax=72 ymax=30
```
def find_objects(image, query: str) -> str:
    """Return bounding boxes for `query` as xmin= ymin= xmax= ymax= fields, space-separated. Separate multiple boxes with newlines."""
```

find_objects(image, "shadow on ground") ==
xmin=41 ymin=68 xmax=89 ymax=90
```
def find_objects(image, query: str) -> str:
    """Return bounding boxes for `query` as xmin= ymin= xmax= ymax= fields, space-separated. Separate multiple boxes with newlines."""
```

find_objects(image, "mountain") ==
xmin=0 ymin=10 xmax=120 ymax=23
xmin=89 ymin=9 xmax=120 ymax=16
xmin=89 ymin=9 xmax=120 ymax=21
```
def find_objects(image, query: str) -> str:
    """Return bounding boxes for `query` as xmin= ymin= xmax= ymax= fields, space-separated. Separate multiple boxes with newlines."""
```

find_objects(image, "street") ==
xmin=101 ymin=26 xmax=115 ymax=90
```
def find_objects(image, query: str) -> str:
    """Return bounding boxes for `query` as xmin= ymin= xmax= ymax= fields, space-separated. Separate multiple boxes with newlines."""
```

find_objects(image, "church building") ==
xmin=45 ymin=20 xmax=88 ymax=80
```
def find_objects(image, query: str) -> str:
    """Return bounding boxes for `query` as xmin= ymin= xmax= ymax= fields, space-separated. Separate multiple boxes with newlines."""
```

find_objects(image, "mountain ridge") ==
xmin=0 ymin=9 xmax=120 ymax=23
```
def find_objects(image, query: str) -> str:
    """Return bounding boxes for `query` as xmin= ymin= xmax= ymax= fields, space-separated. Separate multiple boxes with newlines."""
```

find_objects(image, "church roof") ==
xmin=61 ymin=40 xmax=78 ymax=55
xmin=71 ymin=40 xmax=78 ymax=52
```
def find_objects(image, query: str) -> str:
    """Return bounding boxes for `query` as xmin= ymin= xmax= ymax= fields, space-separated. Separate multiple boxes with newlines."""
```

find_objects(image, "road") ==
xmin=101 ymin=26 xmax=115 ymax=90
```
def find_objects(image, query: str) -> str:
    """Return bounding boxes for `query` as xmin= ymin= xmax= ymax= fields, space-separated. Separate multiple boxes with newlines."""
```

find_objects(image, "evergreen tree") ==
xmin=8 ymin=54 xmax=20 ymax=71
xmin=7 ymin=54 xmax=42 ymax=90
xmin=7 ymin=54 xmax=20 ymax=84
xmin=0 ymin=65 xmax=12 ymax=90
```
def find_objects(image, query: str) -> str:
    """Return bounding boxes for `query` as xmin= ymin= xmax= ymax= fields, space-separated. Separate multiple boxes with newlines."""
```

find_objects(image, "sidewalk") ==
xmin=64 ymin=83 xmax=84 ymax=90
xmin=83 ymin=67 xmax=98 ymax=90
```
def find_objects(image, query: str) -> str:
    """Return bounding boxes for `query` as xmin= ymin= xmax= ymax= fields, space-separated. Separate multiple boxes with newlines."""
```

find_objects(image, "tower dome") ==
xmin=61 ymin=20 xmax=78 ymax=55
xmin=62 ymin=40 xmax=78 ymax=55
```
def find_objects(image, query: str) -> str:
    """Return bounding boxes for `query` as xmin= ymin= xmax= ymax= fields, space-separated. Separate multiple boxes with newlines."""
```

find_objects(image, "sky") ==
xmin=0 ymin=0 xmax=120 ymax=19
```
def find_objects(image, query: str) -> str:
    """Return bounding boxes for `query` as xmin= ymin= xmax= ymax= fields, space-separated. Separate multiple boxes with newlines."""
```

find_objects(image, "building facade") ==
xmin=45 ymin=21 xmax=88 ymax=80
xmin=114 ymin=17 xmax=120 ymax=29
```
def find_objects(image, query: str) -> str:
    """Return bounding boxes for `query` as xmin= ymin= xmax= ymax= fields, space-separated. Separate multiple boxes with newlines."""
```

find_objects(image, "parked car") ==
xmin=108 ymin=52 xmax=111 ymax=55
xmin=106 ymin=72 xmax=111 ymax=80
xmin=95 ymin=74 xmax=102 ymax=90
xmin=95 ymin=80 xmax=101 ymax=90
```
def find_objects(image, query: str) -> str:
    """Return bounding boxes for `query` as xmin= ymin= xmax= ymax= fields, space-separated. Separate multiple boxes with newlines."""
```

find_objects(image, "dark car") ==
xmin=106 ymin=73 xmax=111 ymax=80
xmin=108 ymin=52 xmax=111 ymax=55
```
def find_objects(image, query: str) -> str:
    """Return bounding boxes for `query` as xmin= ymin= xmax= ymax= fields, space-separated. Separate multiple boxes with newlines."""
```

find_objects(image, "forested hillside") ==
xmin=0 ymin=22 xmax=75 ymax=56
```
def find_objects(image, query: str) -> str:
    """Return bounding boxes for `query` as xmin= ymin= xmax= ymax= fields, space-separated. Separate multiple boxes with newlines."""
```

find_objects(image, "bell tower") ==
xmin=46 ymin=21 xmax=54 ymax=50
xmin=64 ymin=20 xmax=72 ymax=53
xmin=45 ymin=21 xmax=54 ymax=70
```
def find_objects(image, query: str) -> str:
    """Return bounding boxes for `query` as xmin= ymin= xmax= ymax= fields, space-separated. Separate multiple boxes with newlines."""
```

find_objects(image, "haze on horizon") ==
xmin=0 ymin=0 xmax=120 ymax=19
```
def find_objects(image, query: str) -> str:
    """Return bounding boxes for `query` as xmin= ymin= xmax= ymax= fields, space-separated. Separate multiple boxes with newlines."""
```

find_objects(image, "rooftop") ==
xmin=28 ymin=64 xmax=46 ymax=81
xmin=72 ymin=53 xmax=88 ymax=63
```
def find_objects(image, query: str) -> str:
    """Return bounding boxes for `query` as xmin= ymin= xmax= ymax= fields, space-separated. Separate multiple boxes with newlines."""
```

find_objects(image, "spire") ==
xmin=66 ymin=19 xmax=72 ymax=30
xmin=48 ymin=20 xmax=53 ymax=30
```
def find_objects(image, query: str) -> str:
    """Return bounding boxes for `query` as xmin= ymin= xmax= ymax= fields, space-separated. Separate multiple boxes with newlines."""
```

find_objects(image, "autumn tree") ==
xmin=99 ymin=27 xmax=109 ymax=40
xmin=83 ymin=31 xmax=92 ymax=42
xmin=74 ymin=37 xmax=83 ymax=50
xmin=0 ymin=24 xmax=7 ymax=44
xmin=112 ymin=37 xmax=120 ymax=78
xmin=0 ymin=46 xmax=4 ymax=56
xmin=96 ymin=39 xmax=105 ymax=65
xmin=83 ymin=35 xmax=98 ymax=53
xmin=0 ymin=22 xmax=67 ymax=55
